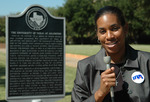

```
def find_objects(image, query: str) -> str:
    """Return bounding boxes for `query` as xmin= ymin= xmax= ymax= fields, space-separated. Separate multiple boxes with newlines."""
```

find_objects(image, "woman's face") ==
xmin=96 ymin=13 xmax=127 ymax=55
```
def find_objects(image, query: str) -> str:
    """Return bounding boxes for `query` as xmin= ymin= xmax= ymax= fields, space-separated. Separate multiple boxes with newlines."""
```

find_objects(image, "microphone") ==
xmin=104 ymin=56 xmax=115 ymax=102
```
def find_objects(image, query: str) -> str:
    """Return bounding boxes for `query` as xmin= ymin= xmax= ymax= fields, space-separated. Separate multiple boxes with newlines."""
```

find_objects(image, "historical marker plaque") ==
xmin=6 ymin=5 xmax=65 ymax=101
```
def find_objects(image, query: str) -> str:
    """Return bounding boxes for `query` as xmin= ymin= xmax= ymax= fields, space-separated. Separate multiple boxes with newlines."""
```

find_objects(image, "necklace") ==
xmin=110 ymin=63 xmax=124 ymax=86
xmin=115 ymin=68 xmax=121 ymax=86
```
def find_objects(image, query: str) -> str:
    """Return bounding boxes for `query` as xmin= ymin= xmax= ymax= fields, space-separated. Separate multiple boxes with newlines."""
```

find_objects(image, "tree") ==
xmin=94 ymin=0 xmax=150 ymax=43
xmin=0 ymin=16 xmax=5 ymax=37
xmin=59 ymin=0 xmax=96 ymax=44
xmin=47 ymin=7 xmax=60 ymax=17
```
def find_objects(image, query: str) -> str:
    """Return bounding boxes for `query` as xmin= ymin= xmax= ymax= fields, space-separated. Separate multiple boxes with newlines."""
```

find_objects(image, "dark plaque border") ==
xmin=6 ymin=5 xmax=65 ymax=101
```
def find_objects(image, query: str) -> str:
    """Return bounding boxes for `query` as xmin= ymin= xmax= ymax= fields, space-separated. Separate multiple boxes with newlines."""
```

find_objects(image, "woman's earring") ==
xmin=97 ymin=39 xmax=101 ymax=44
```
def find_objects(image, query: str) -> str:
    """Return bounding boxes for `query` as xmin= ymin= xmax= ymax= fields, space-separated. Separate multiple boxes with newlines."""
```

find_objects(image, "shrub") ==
xmin=0 ymin=36 xmax=5 ymax=43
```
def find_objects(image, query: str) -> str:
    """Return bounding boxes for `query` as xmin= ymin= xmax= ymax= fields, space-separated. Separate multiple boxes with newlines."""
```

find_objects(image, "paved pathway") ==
xmin=0 ymin=43 xmax=5 ymax=53
xmin=0 ymin=44 xmax=88 ymax=68
xmin=66 ymin=53 xmax=88 ymax=68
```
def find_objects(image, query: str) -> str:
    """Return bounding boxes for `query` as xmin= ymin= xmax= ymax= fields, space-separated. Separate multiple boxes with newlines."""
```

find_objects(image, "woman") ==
xmin=71 ymin=6 xmax=150 ymax=102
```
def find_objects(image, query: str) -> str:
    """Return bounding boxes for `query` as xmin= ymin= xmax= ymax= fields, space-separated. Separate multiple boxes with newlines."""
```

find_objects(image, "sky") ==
xmin=0 ymin=0 xmax=66 ymax=16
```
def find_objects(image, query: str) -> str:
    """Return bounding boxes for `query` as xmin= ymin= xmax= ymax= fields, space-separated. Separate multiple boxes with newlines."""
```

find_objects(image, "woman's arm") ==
xmin=71 ymin=61 xmax=116 ymax=102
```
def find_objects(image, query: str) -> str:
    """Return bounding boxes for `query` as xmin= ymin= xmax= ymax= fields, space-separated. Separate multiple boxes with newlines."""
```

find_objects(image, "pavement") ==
xmin=66 ymin=53 xmax=88 ymax=68
xmin=0 ymin=43 xmax=88 ymax=68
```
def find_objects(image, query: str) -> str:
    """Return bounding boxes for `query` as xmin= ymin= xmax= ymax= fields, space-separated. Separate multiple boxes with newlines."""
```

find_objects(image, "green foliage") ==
xmin=93 ymin=0 xmax=150 ymax=44
xmin=0 ymin=36 xmax=5 ymax=43
xmin=47 ymin=0 xmax=150 ymax=44
xmin=58 ymin=0 xmax=96 ymax=44
xmin=59 ymin=0 xmax=150 ymax=44
xmin=0 ymin=17 xmax=5 ymax=37
xmin=47 ymin=7 xmax=60 ymax=17
xmin=0 ymin=0 xmax=150 ymax=44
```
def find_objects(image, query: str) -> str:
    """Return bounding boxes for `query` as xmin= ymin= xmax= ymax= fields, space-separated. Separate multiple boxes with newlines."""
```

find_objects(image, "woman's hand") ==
xmin=95 ymin=67 xmax=116 ymax=102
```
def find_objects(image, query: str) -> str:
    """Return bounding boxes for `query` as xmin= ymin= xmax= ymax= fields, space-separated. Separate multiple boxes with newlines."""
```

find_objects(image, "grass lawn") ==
xmin=66 ymin=44 xmax=150 ymax=56
xmin=57 ymin=66 xmax=76 ymax=102
xmin=1 ymin=44 xmax=150 ymax=101
xmin=0 ymin=65 xmax=76 ymax=102
xmin=0 ymin=51 xmax=6 ymax=101
xmin=0 ymin=49 xmax=77 ymax=102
